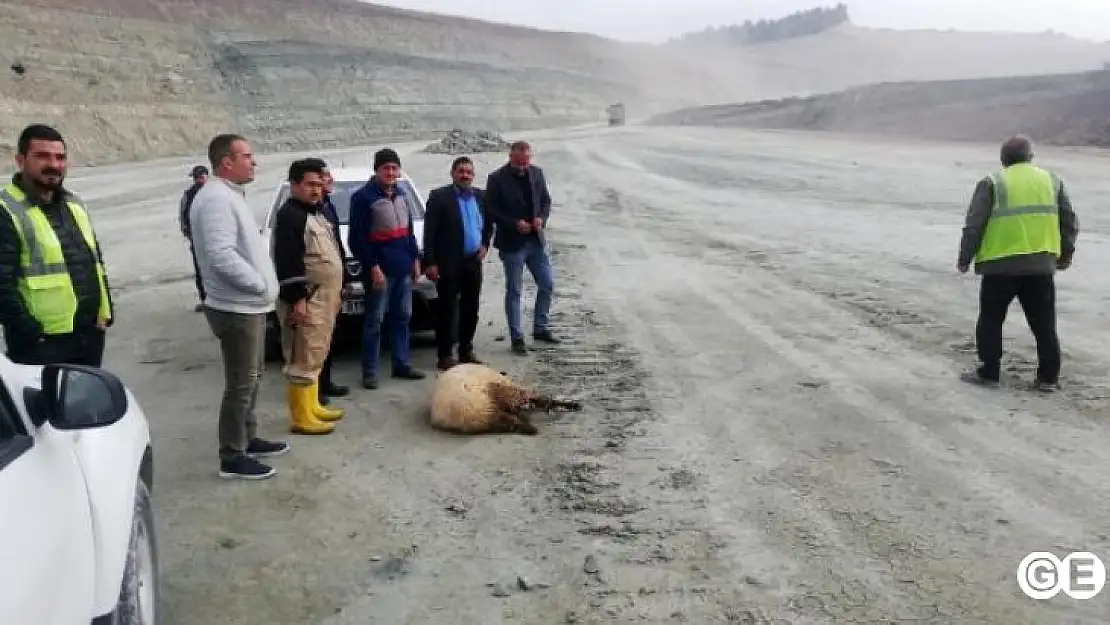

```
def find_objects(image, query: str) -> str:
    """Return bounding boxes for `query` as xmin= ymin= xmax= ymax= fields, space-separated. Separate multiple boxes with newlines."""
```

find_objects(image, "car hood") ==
xmin=336 ymin=221 xmax=424 ymax=260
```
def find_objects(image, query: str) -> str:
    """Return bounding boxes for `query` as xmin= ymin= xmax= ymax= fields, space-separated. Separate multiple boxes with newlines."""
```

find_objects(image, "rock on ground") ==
xmin=422 ymin=129 xmax=511 ymax=155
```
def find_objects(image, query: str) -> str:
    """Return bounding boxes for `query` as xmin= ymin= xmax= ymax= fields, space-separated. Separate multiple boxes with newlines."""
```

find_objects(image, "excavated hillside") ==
xmin=647 ymin=69 xmax=1110 ymax=147
xmin=2 ymin=0 xmax=1110 ymax=164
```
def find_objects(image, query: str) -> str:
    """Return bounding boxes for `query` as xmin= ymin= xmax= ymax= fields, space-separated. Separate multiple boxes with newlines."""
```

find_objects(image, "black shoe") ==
xmin=1032 ymin=379 xmax=1060 ymax=393
xmin=322 ymin=381 xmax=350 ymax=397
xmin=533 ymin=329 xmax=560 ymax=344
xmin=362 ymin=375 xmax=379 ymax=390
xmin=218 ymin=454 xmax=276 ymax=480
xmin=511 ymin=339 xmax=528 ymax=355
xmin=959 ymin=369 xmax=1000 ymax=387
xmin=194 ymin=303 xmax=206 ymax=312
xmin=392 ymin=366 xmax=427 ymax=380
xmin=459 ymin=348 xmax=483 ymax=364
xmin=437 ymin=356 xmax=459 ymax=371
xmin=246 ymin=437 xmax=289 ymax=458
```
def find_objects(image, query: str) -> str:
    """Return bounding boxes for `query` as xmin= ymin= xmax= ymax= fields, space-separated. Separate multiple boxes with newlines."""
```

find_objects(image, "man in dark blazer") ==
xmin=484 ymin=140 xmax=559 ymax=355
xmin=423 ymin=156 xmax=494 ymax=370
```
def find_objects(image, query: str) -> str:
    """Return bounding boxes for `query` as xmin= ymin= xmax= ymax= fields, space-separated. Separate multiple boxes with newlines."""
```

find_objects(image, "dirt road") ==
xmin=69 ymin=126 xmax=1109 ymax=624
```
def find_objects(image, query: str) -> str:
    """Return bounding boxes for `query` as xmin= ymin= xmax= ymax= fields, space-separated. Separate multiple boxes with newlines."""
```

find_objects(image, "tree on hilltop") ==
xmin=669 ymin=3 xmax=850 ymax=46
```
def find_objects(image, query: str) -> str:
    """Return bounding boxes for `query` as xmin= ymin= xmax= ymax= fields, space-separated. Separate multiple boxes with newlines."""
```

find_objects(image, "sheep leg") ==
xmin=529 ymin=394 xmax=582 ymax=412
xmin=488 ymin=411 xmax=538 ymax=435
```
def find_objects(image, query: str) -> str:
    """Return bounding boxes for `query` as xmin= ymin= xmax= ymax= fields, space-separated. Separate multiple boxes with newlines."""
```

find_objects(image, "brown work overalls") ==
xmin=276 ymin=210 xmax=343 ymax=384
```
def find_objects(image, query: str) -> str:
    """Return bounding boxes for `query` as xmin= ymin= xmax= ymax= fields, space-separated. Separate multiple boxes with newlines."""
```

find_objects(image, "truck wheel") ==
xmin=112 ymin=480 xmax=162 ymax=625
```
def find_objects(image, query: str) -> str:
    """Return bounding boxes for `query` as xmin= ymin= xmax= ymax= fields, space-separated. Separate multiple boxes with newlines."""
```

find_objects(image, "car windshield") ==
xmin=270 ymin=178 xmax=424 ymax=226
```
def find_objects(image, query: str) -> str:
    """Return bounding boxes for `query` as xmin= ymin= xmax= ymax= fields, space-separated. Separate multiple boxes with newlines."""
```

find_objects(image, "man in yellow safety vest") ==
xmin=957 ymin=135 xmax=1079 ymax=392
xmin=0 ymin=124 xmax=113 ymax=367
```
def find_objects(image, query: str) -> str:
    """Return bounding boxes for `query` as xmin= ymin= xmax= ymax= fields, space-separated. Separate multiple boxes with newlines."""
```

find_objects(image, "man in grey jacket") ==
xmin=957 ymin=135 xmax=1079 ymax=392
xmin=190 ymin=133 xmax=287 ymax=480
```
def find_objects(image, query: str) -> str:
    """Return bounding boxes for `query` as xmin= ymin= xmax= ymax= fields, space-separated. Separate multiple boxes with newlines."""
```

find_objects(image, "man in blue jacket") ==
xmin=348 ymin=148 xmax=426 ymax=389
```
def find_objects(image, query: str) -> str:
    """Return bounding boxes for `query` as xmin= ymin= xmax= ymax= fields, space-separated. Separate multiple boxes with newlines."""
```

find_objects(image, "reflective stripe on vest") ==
xmin=0 ymin=184 xmax=111 ymax=334
xmin=975 ymin=163 xmax=1062 ymax=264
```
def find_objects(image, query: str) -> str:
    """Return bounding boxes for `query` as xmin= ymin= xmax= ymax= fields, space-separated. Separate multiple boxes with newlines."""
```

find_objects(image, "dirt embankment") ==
xmin=648 ymin=69 xmax=1110 ymax=147
xmin=1 ymin=0 xmax=1109 ymax=164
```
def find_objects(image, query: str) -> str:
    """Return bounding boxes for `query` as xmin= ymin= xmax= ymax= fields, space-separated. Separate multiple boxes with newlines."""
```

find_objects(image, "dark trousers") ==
xmin=319 ymin=314 xmax=339 ymax=389
xmin=435 ymin=257 xmax=482 ymax=358
xmin=7 ymin=327 xmax=106 ymax=368
xmin=976 ymin=274 xmax=1061 ymax=383
xmin=204 ymin=308 xmax=265 ymax=461
xmin=188 ymin=241 xmax=206 ymax=302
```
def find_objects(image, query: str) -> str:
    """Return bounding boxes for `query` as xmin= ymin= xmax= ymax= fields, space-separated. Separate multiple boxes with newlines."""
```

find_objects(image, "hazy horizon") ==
xmin=368 ymin=0 xmax=1110 ymax=44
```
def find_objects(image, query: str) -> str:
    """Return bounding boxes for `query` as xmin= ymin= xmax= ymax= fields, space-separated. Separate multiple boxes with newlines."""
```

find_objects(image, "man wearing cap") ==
xmin=179 ymin=164 xmax=209 ymax=311
xmin=957 ymin=135 xmax=1079 ymax=392
xmin=348 ymin=148 xmax=426 ymax=389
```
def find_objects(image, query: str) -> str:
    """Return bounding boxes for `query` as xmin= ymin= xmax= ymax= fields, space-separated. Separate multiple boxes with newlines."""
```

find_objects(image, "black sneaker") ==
xmin=246 ymin=437 xmax=289 ymax=458
xmin=959 ymin=369 xmax=1000 ymax=387
xmin=218 ymin=455 xmax=276 ymax=480
xmin=533 ymin=330 xmax=560 ymax=344
xmin=1032 ymin=379 xmax=1060 ymax=393
xmin=511 ymin=339 xmax=528 ymax=355
xmin=392 ymin=366 xmax=427 ymax=380
xmin=458 ymin=349 xmax=483 ymax=365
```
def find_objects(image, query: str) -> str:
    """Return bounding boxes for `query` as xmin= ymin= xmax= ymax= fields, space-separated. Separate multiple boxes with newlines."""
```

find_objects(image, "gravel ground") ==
xmin=63 ymin=124 xmax=1109 ymax=624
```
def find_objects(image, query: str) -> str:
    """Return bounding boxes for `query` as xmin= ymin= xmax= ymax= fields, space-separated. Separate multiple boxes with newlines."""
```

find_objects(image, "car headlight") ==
xmin=345 ymin=260 xmax=362 ymax=276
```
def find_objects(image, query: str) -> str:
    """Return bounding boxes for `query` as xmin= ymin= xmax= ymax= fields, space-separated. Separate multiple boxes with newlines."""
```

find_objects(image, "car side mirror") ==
xmin=32 ymin=364 xmax=130 ymax=430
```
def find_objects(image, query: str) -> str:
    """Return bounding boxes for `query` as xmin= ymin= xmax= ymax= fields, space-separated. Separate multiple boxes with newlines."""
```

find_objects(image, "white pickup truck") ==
xmin=260 ymin=167 xmax=439 ymax=360
xmin=0 ymin=357 xmax=160 ymax=625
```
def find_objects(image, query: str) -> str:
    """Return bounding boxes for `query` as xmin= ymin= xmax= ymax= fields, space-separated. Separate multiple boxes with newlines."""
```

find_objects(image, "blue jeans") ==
xmin=500 ymin=238 xmax=554 ymax=341
xmin=362 ymin=273 xmax=412 ymax=377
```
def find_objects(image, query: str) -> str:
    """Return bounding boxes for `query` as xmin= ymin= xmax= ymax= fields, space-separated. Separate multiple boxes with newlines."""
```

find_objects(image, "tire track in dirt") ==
xmin=557 ymin=145 xmax=1109 ymax=622
xmin=522 ymin=235 xmax=755 ymax=623
xmin=587 ymin=141 xmax=1110 ymax=413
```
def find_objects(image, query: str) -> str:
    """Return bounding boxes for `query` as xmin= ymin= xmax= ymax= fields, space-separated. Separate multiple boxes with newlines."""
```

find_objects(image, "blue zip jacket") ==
xmin=348 ymin=179 xmax=420 ymax=277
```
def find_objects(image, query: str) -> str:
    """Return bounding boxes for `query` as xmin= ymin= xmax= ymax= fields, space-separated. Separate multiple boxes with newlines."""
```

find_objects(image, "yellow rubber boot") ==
xmin=289 ymin=383 xmax=335 ymax=435
xmin=310 ymin=381 xmax=344 ymax=422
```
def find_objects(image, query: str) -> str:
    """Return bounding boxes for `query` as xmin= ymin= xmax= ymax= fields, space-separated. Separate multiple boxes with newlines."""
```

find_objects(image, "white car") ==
xmin=0 ymin=357 xmax=160 ymax=625
xmin=260 ymin=167 xmax=438 ymax=360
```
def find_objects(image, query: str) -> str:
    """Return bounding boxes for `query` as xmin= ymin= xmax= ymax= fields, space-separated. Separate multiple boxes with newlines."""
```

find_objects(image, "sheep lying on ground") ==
xmin=429 ymin=363 xmax=582 ymax=435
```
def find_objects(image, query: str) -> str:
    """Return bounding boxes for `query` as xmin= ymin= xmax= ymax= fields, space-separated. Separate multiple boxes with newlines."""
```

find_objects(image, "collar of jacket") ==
xmin=287 ymin=197 xmax=320 ymax=213
xmin=503 ymin=162 xmax=531 ymax=178
xmin=453 ymin=184 xmax=475 ymax=198
xmin=214 ymin=176 xmax=248 ymax=197
xmin=365 ymin=177 xmax=405 ymax=202
xmin=11 ymin=172 xmax=69 ymax=208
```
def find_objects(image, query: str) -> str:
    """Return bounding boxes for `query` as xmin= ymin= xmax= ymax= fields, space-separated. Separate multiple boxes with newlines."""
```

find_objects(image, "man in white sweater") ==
xmin=190 ymin=133 xmax=286 ymax=480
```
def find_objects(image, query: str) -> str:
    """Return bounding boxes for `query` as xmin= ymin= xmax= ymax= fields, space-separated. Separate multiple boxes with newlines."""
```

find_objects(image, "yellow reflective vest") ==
xmin=0 ymin=182 xmax=111 ymax=335
xmin=975 ymin=162 xmax=1062 ymax=264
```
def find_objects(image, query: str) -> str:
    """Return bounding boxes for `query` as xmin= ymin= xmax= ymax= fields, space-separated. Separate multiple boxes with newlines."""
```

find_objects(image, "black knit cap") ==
xmin=373 ymin=148 xmax=401 ymax=170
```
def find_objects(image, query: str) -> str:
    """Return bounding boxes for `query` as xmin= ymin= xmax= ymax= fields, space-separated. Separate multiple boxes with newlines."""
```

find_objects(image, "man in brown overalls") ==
xmin=273 ymin=159 xmax=345 ymax=435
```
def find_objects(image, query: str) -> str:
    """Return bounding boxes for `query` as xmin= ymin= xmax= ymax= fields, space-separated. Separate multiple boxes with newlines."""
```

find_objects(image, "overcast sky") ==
xmin=371 ymin=0 xmax=1110 ymax=43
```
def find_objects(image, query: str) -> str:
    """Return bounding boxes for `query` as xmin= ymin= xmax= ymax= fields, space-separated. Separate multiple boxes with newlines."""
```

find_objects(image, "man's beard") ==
xmin=35 ymin=169 xmax=65 ymax=191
